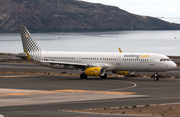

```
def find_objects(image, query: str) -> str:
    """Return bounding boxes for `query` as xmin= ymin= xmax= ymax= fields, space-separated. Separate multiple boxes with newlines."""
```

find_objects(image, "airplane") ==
xmin=19 ymin=26 xmax=177 ymax=81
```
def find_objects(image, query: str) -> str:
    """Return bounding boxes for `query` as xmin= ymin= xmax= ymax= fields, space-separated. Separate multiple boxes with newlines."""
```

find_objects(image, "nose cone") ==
xmin=169 ymin=62 xmax=177 ymax=70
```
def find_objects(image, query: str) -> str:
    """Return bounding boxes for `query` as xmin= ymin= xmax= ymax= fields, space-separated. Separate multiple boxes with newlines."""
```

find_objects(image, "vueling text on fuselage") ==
xmin=124 ymin=54 xmax=150 ymax=59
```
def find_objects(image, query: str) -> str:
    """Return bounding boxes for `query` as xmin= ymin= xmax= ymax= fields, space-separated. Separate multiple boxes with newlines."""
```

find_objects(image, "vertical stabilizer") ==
xmin=19 ymin=26 xmax=42 ymax=52
xmin=19 ymin=26 xmax=42 ymax=61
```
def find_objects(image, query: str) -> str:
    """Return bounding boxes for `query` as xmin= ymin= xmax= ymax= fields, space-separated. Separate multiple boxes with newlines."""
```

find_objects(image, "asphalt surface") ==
xmin=0 ymin=62 xmax=180 ymax=117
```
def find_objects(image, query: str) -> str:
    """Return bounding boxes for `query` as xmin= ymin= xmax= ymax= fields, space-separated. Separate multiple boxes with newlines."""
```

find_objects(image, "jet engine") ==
xmin=113 ymin=71 xmax=134 ymax=75
xmin=113 ymin=71 xmax=130 ymax=75
xmin=84 ymin=67 xmax=105 ymax=76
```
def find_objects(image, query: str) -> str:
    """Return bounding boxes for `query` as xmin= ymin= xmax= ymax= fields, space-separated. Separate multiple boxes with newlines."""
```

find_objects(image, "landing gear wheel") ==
xmin=154 ymin=77 xmax=159 ymax=81
xmin=80 ymin=74 xmax=87 ymax=79
xmin=100 ymin=73 xmax=107 ymax=79
xmin=154 ymin=72 xmax=159 ymax=81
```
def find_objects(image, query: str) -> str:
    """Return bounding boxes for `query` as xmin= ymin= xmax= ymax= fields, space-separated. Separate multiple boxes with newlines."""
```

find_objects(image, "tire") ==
xmin=154 ymin=77 xmax=159 ymax=81
xmin=100 ymin=73 xmax=107 ymax=79
xmin=84 ymin=74 xmax=87 ymax=79
xmin=80 ymin=74 xmax=87 ymax=79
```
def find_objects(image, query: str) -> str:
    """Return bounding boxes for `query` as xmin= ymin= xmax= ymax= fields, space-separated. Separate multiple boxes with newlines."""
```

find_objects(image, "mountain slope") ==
xmin=0 ymin=0 xmax=180 ymax=32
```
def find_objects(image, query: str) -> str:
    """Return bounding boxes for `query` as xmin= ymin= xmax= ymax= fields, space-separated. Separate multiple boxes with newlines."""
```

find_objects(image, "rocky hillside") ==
xmin=0 ymin=0 xmax=180 ymax=32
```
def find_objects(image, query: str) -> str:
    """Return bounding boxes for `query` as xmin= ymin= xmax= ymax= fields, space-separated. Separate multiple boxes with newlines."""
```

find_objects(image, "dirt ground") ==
xmin=70 ymin=103 xmax=180 ymax=116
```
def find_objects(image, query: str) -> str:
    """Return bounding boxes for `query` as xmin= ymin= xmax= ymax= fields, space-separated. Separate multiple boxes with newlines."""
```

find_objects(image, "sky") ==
xmin=82 ymin=0 xmax=180 ymax=17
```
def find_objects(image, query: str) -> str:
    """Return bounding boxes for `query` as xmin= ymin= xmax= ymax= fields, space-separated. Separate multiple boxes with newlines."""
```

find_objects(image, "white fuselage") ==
xmin=40 ymin=51 xmax=177 ymax=72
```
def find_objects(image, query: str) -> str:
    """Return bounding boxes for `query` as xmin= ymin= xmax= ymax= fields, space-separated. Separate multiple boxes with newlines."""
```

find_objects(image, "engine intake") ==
xmin=85 ymin=67 xmax=105 ymax=76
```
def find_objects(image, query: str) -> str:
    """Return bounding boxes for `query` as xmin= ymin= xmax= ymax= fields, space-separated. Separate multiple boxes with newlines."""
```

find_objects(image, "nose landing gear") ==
xmin=154 ymin=72 xmax=159 ymax=81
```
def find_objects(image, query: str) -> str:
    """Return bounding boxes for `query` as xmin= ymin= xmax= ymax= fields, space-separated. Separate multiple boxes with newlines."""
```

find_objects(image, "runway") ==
xmin=0 ymin=62 xmax=180 ymax=117
xmin=0 ymin=74 xmax=180 ymax=117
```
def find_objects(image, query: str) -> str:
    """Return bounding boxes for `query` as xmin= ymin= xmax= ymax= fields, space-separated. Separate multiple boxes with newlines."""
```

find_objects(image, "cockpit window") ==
xmin=160 ymin=58 xmax=171 ymax=61
xmin=166 ymin=59 xmax=170 ymax=61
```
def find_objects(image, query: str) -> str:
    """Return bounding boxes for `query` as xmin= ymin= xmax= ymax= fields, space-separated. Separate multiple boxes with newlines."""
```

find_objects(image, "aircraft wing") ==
xmin=41 ymin=61 xmax=115 ymax=70
xmin=41 ymin=61 xmax=89 ymax=67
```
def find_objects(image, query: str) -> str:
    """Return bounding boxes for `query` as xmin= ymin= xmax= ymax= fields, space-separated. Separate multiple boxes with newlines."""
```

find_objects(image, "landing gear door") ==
xmin=149 ymin=55 xmax=155 ymax=66
xmin=116 ymin=56 xmax=121 ymax=65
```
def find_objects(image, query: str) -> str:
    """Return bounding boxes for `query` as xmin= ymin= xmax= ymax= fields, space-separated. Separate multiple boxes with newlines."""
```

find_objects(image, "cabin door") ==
xmin=116 ymin=56 xmax=121 ymax=65
xmin=77 ymin=55 xmax=81 ymax=63
xmin=149 ymin=55 xmax=155 ymax=66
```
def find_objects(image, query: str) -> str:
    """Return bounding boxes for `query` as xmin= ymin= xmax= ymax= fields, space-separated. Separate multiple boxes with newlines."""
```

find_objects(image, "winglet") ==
xmin=118 ymin=48 xmax=122 ymax=53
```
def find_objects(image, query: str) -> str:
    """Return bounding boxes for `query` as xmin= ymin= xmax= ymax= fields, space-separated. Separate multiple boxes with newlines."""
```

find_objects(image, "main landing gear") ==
xmin=80 ymin=74 xmax=87 ymax=79
xmin=154 ymin=72 xmax=159 ymax=81
xmin=80 ymin=68 xmax=87 ymax=79
xmin=100 ymin=73 xmax=107 ymax=79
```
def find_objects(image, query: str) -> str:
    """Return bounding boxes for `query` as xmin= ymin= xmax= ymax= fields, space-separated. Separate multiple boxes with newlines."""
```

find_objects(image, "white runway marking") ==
xmin=112 ymin=80 xmax=137 ymax=91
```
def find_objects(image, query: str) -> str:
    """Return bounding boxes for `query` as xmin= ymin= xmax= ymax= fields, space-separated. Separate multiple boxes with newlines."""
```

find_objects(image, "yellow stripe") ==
xmin=24 ymin=49 xmax=32 ymax=59
xmin=0 ymin=89 xmax=136 ymax=97
xmin=54 ymin=89 xmax=136 ymax=95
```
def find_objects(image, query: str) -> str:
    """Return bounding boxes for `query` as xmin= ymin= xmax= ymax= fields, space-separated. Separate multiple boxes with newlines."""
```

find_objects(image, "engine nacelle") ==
xmin=84 ymin=67 xmax=105 ymax=76
xmin=113 ymin=71 xmax=130 ymax=75
xmin=113 ymin=71 xmax=135 ymax=75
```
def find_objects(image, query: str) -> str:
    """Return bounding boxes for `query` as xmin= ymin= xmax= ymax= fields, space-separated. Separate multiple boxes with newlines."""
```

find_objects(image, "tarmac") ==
xmin=0 ymin=62 xmax=180 ymax=117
